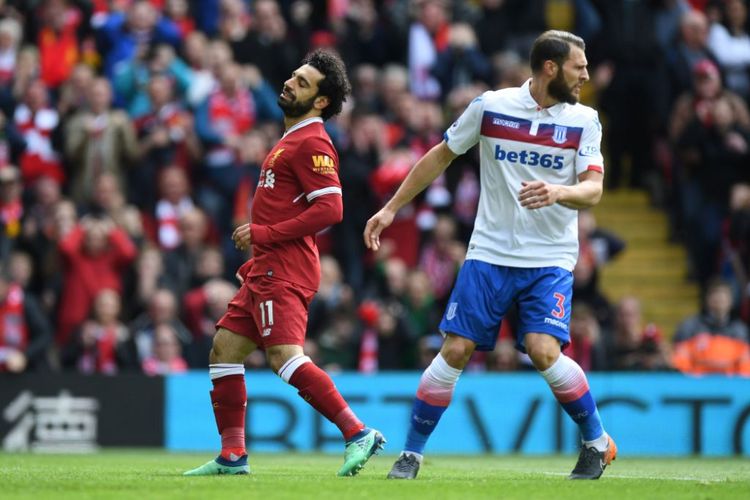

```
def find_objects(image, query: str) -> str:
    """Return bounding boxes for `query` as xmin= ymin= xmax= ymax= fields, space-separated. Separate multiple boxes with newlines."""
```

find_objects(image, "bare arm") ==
xmin=518 ymin=170 xmax=604 ymax=210
xmin=364 ymin=141 xmax=458 ymax=251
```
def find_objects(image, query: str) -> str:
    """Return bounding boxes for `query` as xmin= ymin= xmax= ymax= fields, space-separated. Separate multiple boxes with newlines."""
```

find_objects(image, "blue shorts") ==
xmin=438 ymin=259 xmax=573 ymax=352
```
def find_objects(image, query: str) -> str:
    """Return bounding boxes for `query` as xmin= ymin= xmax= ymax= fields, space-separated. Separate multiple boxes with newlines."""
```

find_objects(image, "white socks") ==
xmin=209 ymin=363 xmax=244 ymax=380
xmin=277 ymin=354 xmax=312 ymax=383
xmin=584 ymin=433 xmax=610 ymax=453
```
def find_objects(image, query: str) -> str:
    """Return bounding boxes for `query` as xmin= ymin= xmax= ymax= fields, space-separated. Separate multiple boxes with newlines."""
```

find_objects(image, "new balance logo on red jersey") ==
xmin=258 ymin=169 xmax=275 ymax=189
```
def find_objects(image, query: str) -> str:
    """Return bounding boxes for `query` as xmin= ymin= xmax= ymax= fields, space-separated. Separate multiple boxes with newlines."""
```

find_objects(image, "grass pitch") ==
xmin=1 ymin=451 xmax=748 ymax=499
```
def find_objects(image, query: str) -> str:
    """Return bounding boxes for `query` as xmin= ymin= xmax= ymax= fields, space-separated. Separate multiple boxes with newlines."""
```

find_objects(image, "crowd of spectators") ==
xmin=0 ymin=0 xmax=749 ymax=377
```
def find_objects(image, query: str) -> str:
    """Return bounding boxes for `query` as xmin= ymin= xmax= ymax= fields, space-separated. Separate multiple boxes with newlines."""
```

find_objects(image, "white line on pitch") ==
xmin=538 ymin=471 xmax=727 ymax=482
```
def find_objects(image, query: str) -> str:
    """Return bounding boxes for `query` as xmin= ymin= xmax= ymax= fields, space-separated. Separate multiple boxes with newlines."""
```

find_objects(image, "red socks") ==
xmin=210 ymin=373 xmax=247 ymax=460
xmin=209 ymin=359 xmax=364 ymax=457
xmin=288 ymin=362 xmax=365 ymax=441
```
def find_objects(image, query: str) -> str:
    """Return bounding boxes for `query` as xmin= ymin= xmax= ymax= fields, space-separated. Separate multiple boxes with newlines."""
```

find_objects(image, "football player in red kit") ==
xmin=184 ymin=50 xmax=384 ymax=477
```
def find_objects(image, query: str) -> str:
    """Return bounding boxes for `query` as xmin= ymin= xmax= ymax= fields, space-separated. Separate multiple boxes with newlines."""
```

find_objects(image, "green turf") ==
xmin=1 ymin=451 xmax=748 ymax=499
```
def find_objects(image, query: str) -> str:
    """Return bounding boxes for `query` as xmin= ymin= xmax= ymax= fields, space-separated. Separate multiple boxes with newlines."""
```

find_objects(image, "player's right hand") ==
xmin=363 ymin=208 xmax=395 ymax=251
xmin=232 ymin=223 xmax=252 ymax=251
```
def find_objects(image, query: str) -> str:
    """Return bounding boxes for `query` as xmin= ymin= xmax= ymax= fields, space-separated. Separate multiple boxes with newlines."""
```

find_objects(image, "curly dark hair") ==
xmin=302 ymin=49 xmax=351 ymax=121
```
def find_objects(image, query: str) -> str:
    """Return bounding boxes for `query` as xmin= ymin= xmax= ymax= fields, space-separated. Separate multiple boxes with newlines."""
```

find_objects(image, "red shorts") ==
xmin=216 ymin=276 xmax=316 ymax=349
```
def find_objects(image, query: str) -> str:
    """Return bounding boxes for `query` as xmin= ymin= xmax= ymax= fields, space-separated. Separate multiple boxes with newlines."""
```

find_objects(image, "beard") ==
xmin=277 ymin=92 xmax=317 ymax=118
xmin=547 ymin=71 xmax=578 ymax=104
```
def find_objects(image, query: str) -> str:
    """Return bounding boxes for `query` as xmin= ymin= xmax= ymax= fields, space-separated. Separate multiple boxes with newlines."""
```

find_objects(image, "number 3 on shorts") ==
xmin=551 ymin=292 xmax=565 ymax=319
xmin=259 ymin=300 xmax=274 ymax=327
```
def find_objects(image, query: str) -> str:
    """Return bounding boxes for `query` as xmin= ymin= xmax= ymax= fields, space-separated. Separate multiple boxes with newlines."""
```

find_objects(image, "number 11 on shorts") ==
xmin=259 ymin=300 xmax=274 ymax=330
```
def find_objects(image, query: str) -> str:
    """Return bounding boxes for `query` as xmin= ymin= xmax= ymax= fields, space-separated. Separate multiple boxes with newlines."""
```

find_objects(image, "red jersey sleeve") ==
xmin=291 ymin=135 xmax=342 ymax=204
xmin=250 ymin=195 xmax=342 ymax=244
xmin=250 ymin=134 xmax=344 ymax=245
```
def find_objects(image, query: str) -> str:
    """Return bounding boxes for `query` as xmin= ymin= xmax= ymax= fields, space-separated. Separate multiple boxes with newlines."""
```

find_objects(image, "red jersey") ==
xmin=248 ymin=118 xmax=342 ymax=291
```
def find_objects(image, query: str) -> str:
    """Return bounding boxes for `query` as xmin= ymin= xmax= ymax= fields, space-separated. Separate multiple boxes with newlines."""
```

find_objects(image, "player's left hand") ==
xmin=518 ymin=181 xmax=561 ymax=209
xmin=232 ymin=223 xmax=252 ymax=251
xmin=363 ymin=208 xmax=396 ymax=251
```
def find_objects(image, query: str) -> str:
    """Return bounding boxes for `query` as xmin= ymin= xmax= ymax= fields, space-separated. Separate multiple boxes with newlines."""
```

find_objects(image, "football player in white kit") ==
xmin=364 ymin=30 xmax=617 ymax=480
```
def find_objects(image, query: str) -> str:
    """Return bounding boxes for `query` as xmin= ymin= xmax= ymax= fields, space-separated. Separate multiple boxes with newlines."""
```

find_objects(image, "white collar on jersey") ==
xmin=283 ymin=116 xmax=324 ymax=137
xmin=520 ymin=79 xmax=567 ymax=117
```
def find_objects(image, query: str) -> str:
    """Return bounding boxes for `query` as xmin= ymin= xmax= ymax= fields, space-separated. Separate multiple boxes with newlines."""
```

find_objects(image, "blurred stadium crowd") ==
xmin=0 ymin=0 xmax=749 ymax=376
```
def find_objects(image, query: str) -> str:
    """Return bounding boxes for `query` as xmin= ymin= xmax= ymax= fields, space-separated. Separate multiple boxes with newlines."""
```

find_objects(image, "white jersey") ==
xmin=444 ymin=79 xmax=604 ymax=271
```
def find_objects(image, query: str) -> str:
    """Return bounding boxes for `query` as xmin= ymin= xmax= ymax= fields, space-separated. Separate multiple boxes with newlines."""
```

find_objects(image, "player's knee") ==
xmin=265 ymin=345 xmax=305 ymax=374
xmin=266 ymin=351 xmax=286 ymax=373
xmin=209 ymin=341 xmax=228 ymax=364
xmin=525 ymin=341 xmax=559 ymax=370
xmin=528 ymin=350 xmax=557 ymax=370
xmin=210 ymin=328 xmax=251 ymax=364
xmin=440 ymin=339 xmax=474 ymax=368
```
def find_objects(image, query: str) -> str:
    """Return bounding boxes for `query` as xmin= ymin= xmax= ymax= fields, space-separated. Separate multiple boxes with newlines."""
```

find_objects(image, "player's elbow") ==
xmin=334 ymin=198 xmax=344 ymax=224
xmin=328 ymin=195 xmax=344 ymax=225
xmin=574 ymin=181 xmax=603 ymax=208
xmin=589 ymin=184 xmax=603 ymax=206
xmin=573 ymin=190 xmax=602 ymax=209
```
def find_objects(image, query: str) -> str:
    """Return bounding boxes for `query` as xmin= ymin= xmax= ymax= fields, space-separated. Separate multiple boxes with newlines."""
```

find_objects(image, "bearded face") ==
xmin=277 ymin=86 xmax=318 ymax=118
xmin=547 ymin=65 xmax=579 ymax=105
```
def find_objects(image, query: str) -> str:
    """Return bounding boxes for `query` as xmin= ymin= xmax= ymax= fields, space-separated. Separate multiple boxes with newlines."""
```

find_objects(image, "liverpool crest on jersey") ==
xmin=268 ymin=148 xmax=284 ymax=167
xmin=553 ymin=125 xmax=567 ymax=144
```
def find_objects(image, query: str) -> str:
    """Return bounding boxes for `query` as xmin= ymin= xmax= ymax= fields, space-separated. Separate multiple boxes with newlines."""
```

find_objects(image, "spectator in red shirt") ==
xmin=62 ymin=288 xmax=132 ymax=375
xmin=608 ymin=296 xmax=672 ymax=371
xmin=368 ymin=148 xmax=421 ymax=267
xmin=141 ymin=323 xmax=189 ymax=375
xmin=182 ymin=277 xmax=236 ymax=366
xmin=0 ymin=265 xmax=53 ymax=373
xmin=419 ymin=215 xmax=466 ymax=308
xmin=147 ymin=165 xmax=194 ymax=250
xmin=56 ymin=214 xmax=137 ymax=346
xmin=195 ymin=61 xmax=255 ymax=232
xmin=36 ymin=0 xmax=82 ymax=89
xmin=14 ymin=80 xmax=64 ymax=185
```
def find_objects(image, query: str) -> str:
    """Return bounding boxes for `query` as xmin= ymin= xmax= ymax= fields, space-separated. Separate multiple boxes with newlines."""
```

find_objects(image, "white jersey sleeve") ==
xmin=574 ymin=111 xmax=604 ymax=176
xmin=444 ymin=94 xmax=485 ymax=155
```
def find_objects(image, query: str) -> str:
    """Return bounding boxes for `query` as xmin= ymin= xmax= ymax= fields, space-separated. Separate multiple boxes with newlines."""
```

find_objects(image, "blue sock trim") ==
xmin=403 ymin=398 xmax=448 ymax=455
xmin=348 ymin=427 xmax=371 ymax=443
xmin=216 ymin=454 xmax=248 ymax=466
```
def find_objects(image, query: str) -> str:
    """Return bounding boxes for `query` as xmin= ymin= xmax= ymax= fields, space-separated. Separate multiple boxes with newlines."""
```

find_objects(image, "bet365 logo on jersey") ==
xmin=495 ymin=145 xmax=564 ymax=170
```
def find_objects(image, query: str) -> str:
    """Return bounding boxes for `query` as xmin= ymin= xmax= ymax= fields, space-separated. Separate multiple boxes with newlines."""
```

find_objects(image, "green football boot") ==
xmin=337 ymin=428 xmax=386 ymax=477
xmin=183 ymin=455 xmax=250 ymax=476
